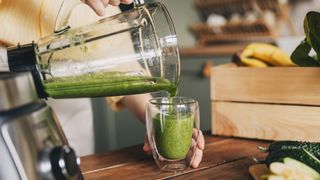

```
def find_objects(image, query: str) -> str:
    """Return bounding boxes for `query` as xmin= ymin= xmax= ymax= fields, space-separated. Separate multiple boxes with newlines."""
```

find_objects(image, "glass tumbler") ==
xmin=146 ymin=97 xmax=200 ymax=172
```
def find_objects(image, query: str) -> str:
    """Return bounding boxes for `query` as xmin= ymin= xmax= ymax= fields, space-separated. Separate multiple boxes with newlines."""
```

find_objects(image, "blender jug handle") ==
xmin=133 ymin=0 xmax=145 ymax=6
xmin=54 ymin=0 xmax=82 ymax=34
xmin=119 ymin=0 xmax=145 ymax=12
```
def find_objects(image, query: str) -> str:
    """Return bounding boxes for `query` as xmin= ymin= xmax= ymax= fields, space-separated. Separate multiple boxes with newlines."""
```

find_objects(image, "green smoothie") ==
xmin=43 ymin=72 xmax=177 ymax=98
xmin=154 ymin=113 xmax=194 ymax=159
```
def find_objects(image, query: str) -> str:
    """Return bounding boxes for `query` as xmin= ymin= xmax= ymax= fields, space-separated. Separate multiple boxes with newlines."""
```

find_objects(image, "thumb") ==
xmin=143 ymin=134 xmax=152 ymax=154
xmin=85 ymin=0 xmax=106 ymax=16
xmin=143 ymin=142 xmax=151 ymax=152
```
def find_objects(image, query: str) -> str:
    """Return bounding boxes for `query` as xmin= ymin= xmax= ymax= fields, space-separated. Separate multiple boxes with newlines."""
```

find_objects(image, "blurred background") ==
xmin=93 ymin=0 xmax=320 ymax=153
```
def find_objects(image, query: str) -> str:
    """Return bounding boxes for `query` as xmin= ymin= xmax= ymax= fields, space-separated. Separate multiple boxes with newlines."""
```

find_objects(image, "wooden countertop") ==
xmin=80 ymin=134 xmax=271 ymax=179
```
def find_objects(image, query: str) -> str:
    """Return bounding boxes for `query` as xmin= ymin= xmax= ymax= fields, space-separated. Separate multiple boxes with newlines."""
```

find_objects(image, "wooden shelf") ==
xmin=191 ymin=21 xmax=277 ymax=46
xmin=179 ymin=44 xmax=247 ymax=57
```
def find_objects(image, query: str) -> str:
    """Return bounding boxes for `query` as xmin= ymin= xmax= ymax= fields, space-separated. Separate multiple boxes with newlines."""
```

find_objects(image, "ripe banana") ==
xmin=241 ymin=57 xmax=268 ymax=67
xmin=240 ymin=43 xmax=297 ymax=67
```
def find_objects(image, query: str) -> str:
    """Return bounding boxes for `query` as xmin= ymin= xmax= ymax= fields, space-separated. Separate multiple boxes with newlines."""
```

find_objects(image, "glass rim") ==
xmin=149 ymin=96 xmax=197 ymax=105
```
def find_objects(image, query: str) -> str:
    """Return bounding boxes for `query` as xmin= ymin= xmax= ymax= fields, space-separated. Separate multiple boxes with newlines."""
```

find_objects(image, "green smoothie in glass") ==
xmin=154 ymin=113 xmax=194 ymax=159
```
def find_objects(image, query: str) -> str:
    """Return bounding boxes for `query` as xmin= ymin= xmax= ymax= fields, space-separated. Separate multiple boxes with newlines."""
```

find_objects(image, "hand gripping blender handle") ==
xmin=54 ymin=0 xmax=82 ymax=33
xmin=119 ymin=0 xmax=145 ymax=12
xmin=55 ymin=0 xmax=145 ymax=32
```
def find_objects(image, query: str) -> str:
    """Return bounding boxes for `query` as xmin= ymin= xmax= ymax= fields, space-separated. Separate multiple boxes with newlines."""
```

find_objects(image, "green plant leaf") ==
xmin=291 ymin=39 xmax=320 ymax=67
xmin=304 ymin=12 xmax=310 ymax=45
xmin=305 ymin=11 xmax=320 ymax=56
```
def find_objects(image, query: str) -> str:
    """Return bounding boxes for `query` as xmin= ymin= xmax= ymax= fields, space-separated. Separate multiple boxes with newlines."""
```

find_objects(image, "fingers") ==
xmin=143 ymin=143 xmax=152 ymax=153
xmin=192 ymin=129 xmax=205 ymax=150
xmin=187 ymin=138 xmax=196 ymax=163
xmin=192 ymin=128 xmax=199 ymax=140
xmin=197 ymin=130 xmax=205 ymax=150
xmin=109 ymin=0 xmax=120 ymax=6
xmin=143 ymin=134 xmax=152 ymax=155
xmin=100 ymin=0 xmax=109 ymax=7
xmin=191 ymin=138 xmax=196 ymax=148
xmin=120 ymin=0 xmax=133 ymax=4
xmin=191 ymin=147 xmax=203 ymax=168
xmin=143 ymin=129 xmax=205 ymax=168
xmin=189 ymin=129 xmax=205 ymax=168
xmin=85 ymin=0 xmax=106 ymax=16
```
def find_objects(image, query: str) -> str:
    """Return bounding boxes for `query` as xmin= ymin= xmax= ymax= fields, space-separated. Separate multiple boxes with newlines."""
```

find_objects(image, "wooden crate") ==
xmin=210 ymin=65 xmax=320 ymax=141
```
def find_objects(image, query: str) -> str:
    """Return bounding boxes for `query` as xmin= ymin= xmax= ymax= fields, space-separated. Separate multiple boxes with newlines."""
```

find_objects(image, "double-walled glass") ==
xmin=146 ymin=97 xmax=200 ymax=172
xmin=36 ymin=2 xmax=180 ymax=98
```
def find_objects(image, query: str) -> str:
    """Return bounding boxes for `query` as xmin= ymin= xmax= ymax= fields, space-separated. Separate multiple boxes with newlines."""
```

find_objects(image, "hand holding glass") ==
xmin=146 ymin=97 xmax=200 ymax=172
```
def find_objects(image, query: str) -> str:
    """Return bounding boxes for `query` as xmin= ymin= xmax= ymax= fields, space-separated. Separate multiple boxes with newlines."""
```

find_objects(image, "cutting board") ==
xmin=249 ymin=164 xmax=270 ymax=180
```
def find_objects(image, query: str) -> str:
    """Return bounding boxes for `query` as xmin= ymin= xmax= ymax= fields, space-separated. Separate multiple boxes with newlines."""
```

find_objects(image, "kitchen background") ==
xmin=92 ymin=0 xmax=320 ymax=153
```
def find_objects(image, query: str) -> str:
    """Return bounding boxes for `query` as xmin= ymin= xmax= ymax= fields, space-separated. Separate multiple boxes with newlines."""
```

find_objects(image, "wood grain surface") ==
xmin=211 ymin=67 xmax=320 ymax=106
xmin=173 ymin=156 xmax=265 ymax=180
xmin=212 ymin=102 xmax=320 ymax=141
xmin=80 ymin=134 xmax=270 ymax=179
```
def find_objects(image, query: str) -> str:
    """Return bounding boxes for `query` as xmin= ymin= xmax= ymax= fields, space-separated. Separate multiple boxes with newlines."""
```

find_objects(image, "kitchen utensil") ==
xmin=0 ymin=72 xmax=82 ymax=180
xmin=1 ymin=2 xmax=180 ymax=99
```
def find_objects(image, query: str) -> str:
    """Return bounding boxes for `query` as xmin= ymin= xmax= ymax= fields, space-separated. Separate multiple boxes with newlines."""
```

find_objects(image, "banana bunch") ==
xmin=239 ymin=43 xmax=297 ymax=67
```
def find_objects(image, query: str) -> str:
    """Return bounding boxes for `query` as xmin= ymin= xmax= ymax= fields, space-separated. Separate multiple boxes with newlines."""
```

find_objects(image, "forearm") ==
xmin=120 ymin=93 xmax=152 ymax=124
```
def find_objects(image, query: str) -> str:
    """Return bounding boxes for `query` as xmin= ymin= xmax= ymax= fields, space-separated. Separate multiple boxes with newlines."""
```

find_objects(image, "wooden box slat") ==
xmin=211 ymin=67 xmax=320 ymax=106
xmin=212 ymin=101 xmax=320 ymax=141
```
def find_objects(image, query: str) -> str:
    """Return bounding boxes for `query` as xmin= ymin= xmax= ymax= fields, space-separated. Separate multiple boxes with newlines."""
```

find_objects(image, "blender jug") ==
xmin=5 ymin=2 xmax=180 ymax=98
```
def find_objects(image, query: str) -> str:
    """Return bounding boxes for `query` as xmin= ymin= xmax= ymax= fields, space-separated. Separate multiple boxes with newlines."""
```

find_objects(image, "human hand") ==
xmin=143 ymin=129 xmax=205 ymax=168
xmin=84 ymin=0 xmax=134 ymax=16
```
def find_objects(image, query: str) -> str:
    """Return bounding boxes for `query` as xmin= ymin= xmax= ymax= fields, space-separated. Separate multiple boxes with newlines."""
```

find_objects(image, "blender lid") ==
xmin=0 ymin=72 xmax=38 ymax=112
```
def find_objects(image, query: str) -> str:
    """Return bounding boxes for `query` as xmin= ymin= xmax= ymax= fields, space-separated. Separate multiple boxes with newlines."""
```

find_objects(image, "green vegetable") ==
xmin=291 ymin=11 xmax=320 ymax=66
xmin=259 ymin=141 xmax=320 ymax=158
xmin=263 ymin=175 xmax=282 ymax=180
xmin=291 ymin=39 xmax=320 ymax=66
xmin=283 ymin=157 xmax=320 ymax=179
xmin=265 ymin=148 xmax=320 ymax=173
xmin=304 ymin=12 xmax=320 ymax=55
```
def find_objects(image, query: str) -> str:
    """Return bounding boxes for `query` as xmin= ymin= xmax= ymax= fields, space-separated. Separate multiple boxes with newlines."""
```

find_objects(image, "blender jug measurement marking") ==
xmin=140 ymin=6 xmax=164 ymax=78
xmin=139 ymin=18 xmax=152 ymax=77
xmin=38 ymin=24 xmax=145 ymax=56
